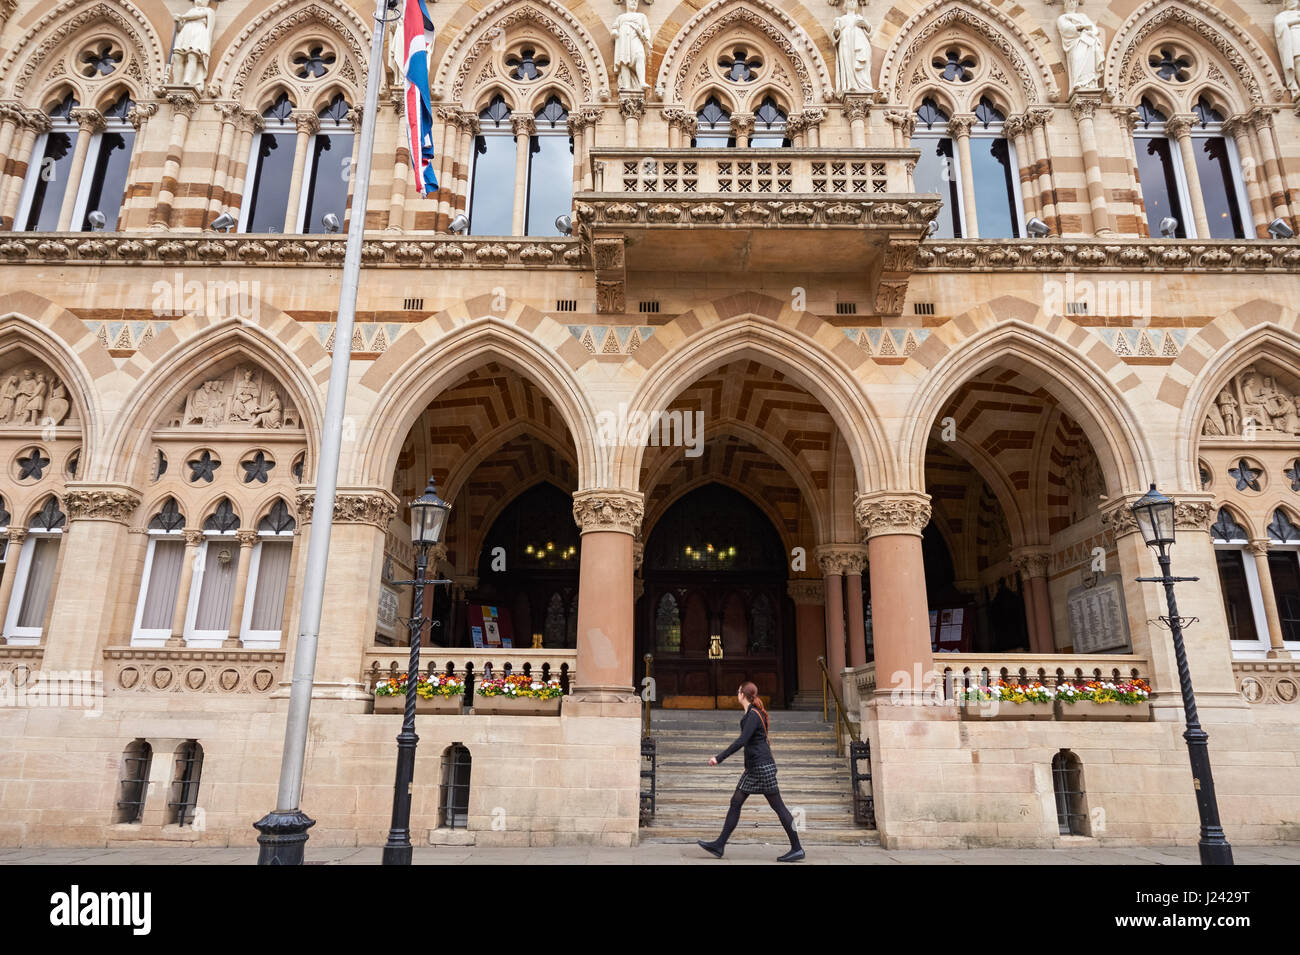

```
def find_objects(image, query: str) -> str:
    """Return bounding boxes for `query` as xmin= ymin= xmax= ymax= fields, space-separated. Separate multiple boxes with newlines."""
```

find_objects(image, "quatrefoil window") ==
xmin=934 ymin=48 xmax=977 ymax=83
xmin=506 ymin=48 xmax=549 ymax=82
xmin=188 ymin=450 xmax=220 ymax=483
xmin=719 ymin=49 xmax=762 ymax=83
xmin=1149 ymin=47 xmax=1193 ymax=83
xmin=292 ymin=45 xmax=336 ymax=80
xmin=17 ymin=448 xmax=49 ymax=481
xmin=1286 ymin=460 xmax=1300 ymax=493
xmin=242 ymin=450 xmax=275 ymax=484
xmin=78 ymin=41 xmax=123 ymax=78
xmin=1229 ymin=458 xmax=1261 ymax=492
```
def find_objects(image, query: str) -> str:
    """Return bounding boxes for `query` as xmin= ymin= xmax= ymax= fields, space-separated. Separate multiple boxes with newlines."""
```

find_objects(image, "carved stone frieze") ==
xmin=296 ymin=490 xmax=398 ymax=529
xmin=1202 ymin=362 xmax=1300 ymax=438
xmin=64 ymin=486 xmax=141 ymax=523
xmin=163 ymin=364 xmax=299 ymax=432
xmin=854 ymin=493 xmax=931 ymax=538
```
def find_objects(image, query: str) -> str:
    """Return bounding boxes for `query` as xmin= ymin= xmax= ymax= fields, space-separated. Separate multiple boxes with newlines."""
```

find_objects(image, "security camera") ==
xmin=554 ymin=214 xmax=572 ymax=235
xmin=447 ymin=213 xmax=469 ymax=234
xmin=926 ymin=219 xmax=939 ymax=235
xmin=210 ymin=212 xmax=236 ymax=232
xmin=87 ymin=210 xmax=107 ymax=232
xmin=1026 ymin=217 xmax=1051 ymax=238
xmin=1268 ymin=218 xmax=1295 ymax=240
xmin=1159 ymin=216 xmax=1179 ymax=238
xmin=322 ymin=212 xmax=341 ymax=233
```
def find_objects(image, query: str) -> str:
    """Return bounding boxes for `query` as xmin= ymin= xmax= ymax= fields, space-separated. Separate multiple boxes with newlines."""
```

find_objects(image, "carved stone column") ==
xmin=731 ymin=111 xmax=754 ymax=148
xmin=855 ymin=492 xmax=935 ymax=703
xmin=1024 ymin=108 xmax=1058 ymax=231
xmin=1013 ymin=549 xmax=1054 ymax=653
xmin=0 ymin=111 xmax=48 ymax=229
xmin=948 ymin=114 xmax=978 ymax=238
xmin=510 ymin=111 xmax=535 ymax=234
xmin=802 ymin=107 xmax=826 ymax=147
xmin=1247 ymin=108 xmax=1294 ymax=226
xmin=815 ymin=546 xmax=849 ymax=680
xmin=0 ymin=528 xmax=26 ymax=642
xmin=1118 ymin=107 xmax=1149 ymax=237
xmin=151 ymin=89 xmax=197 ymax=229
xmin=579 ymin=107 xmax=601 ymax=190
xmin=1221 ymin=116 xmax=1267 ymax=236
xmin=0 ymin=102 xmax=25 ymax=209
xmin=42 ymin=485 xmax=141 ymax=673
xmin=1166 ymin=114 xmax=1211 ymax=238
xmin=224 ymin=529 xmax=260 ymax=647
xmin=283 ymin=109 xmax=320 ymax=233
xmin=433 ymin=106 xmax=459 ymax=230
xmin=1070 ymin=93 xmax=1111 ymax=234
xmin=619 ymin=93 xmax=645 ymax=150
xmin=1004 ymin=114 xmax=1039 ymax=222
xmin=843 ymin=95 xmax=871 ymax=149
xmin=787 ymin=578 xmax=825 ymax=694
xmin=571 ymin=490 xmax=643 ymax=709
xmin=1248 ymin=541 xmax=1291 ymax=658
xmin=168 ymin=529 xmax=204 ymax=646
xmin=206 ymin=101 xmax=242 ymax=221
xmin=224 ymin=109 xmax=262 ymax=222
xmin=57 ymin=108 xmax=105 ymax=230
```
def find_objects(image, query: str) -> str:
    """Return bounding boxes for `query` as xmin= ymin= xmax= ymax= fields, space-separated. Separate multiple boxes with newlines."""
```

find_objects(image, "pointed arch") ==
xmin=103 ymin=321 xmax=325 ymax=486
xmin=878 ymin=0 xmax=1059 ymax=107
xmin=211 ymin=0 xmax=371 ymax=103
xmin=653 ymin=0 xmax=832 ymax=107
xmin=900 ymin=321 xmax=1153 ymax=497
xmin=0 ymin=0 xmax=166 ymax=99
xmin=432 ymin=0 xmax=611 ymax=106
xmin=1104 ymin=0 xmax=1285 ymax=105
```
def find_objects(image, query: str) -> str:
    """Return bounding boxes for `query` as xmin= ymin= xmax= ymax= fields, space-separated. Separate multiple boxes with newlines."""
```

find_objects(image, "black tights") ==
xmin=714 ymin=786 xmax=801 ymax=849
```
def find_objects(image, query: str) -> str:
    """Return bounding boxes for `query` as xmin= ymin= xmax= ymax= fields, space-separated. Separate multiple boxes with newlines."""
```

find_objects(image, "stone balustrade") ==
xmin=362 ymin=646 xmax=578 ymax=694
xmin=933 ymin=652 xmax=1151 ymax=701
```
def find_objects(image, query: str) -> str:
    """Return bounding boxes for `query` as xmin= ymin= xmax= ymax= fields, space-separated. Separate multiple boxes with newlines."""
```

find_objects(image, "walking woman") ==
xmin=697 ymin=682 xmax=805 ymax=862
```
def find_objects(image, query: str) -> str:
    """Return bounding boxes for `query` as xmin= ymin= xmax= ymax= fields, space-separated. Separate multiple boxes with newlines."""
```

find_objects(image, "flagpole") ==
xmin=254 ymin=0 xmax=398 ymax=865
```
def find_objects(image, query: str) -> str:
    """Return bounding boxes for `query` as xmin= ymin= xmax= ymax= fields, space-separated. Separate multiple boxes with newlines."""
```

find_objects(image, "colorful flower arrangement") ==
xmin=957 ymin=680 xmax=1055 ymax=704
xmin=374 ymin=672 xmax=466 ymax=699
xmin=475 ymin=673 xmax=564 ymax=700
xmin=1055 ymin=679 xmax=1150 ymax=705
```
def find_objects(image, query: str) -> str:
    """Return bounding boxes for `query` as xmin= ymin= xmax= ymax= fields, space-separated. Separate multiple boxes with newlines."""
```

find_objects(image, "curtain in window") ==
xmin=17 ymin=537 xmax=59 ymax=627
xmin=249 ymin=540 xmax=292 ymax=632
xmin=195 ymin=541 xmax=238 ymax=630
xmin=141 ymin=539 xmax=185 ymax=630
xmin=1215 ymin=550 xmax=1257 ymax=642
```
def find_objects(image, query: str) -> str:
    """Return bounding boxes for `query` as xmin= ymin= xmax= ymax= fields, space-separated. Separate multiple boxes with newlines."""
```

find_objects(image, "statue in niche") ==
xmin=0 ymin=374 xmax=19 ymax=422
xmin=12 ymin=371 xmax=47 ymax=425
xmin=250 ymin=390 xmax=283 ymax=430
xmin=0 ymin=366 xmax=70 ymax=426
xmin=46 ymin=380 xmax=69 ymax=427
xmin=1056 ymin=0 xmax=1104 ymax=96
xmin=170 ymin=0 xmax=216 ymax=89
xmin=611 ymin=0 xmax=652 ymax=92
xmin=1276 ymin=0 xmax=1300 ymax=98
xmin=228 ymin=369 xmax=260 ymax=424
xmin=831 ymin=0 xmax=874 ymax=96
xmin=176 ymin=366 xmax=298 ymax=430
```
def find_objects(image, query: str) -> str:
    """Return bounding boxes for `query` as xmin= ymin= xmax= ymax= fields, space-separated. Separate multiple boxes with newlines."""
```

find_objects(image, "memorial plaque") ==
xmin=1066 ymin=574 xmax=1131 ymax=653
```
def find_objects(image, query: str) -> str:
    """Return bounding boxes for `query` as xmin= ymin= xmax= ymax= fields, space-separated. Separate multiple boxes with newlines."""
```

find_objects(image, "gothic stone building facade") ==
xmin=0 ymin=0 xmax=1298 ymax=850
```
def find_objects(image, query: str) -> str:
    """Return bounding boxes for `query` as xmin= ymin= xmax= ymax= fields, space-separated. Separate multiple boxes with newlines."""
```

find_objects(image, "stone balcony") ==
xmin=575 ymin=147 xmax=936 ymax=315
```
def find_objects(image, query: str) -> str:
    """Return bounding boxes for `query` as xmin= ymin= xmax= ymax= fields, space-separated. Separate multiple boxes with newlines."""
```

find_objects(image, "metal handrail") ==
xmin=642 ymin=653 xmax=653 ymax=738
xmin=818 ymin=655 xmax=859 ymax=757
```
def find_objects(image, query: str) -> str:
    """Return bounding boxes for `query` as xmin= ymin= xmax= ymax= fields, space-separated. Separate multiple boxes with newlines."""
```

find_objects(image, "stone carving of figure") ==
xmin=1276 ymin=0 xmax=1300 ymax=98
xmin=1217 ymin=387 xmax=1239 ymax=435
xmin=170 ymin=0 xmax=216 ymax=89
xmin=832 ymin=0 xmax=874 ymax=97
xmin=45 ymin=379 xmax=69 ymax=426
xmin=1240 ymin=367 xmax=1269 ymax=431
xmin=185 ymin=379 xmax=225 ymax=427
xmin=612 ymin=0 xmax=652 ymax=92
xmin=385 ymin=2 xmax=405 ymax=88
xmin=1260 ymin=375 xmax=1299 ymax=432
xmin=1057 ymin=0 xmax=1104 ymax=96
xmin=15 ymin=372 xmax=47 ymax=425
xmin=0 ymin=374 xmax=19 ymax=422
xmin=228 ymin=369 xmax=260 ymax=423
xmin=251 ymin=390 xmax=283 ymax=430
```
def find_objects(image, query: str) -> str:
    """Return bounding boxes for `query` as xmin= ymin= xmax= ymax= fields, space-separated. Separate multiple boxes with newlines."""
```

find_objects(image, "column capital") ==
xmin=63 ymin=484 xmax=142 ymax=523
xmin=854 ymin=491 xmax=931 ymax=539
xmin=1247 ymin=539 xmax=1271 ymax=557
xmin=346 ymin=105 xmax=365 ymax=132
xmin=127 ymin=101 xmax=159 ymax=129
xmin=815 ymin=544 xmax=867 ymax=576
xmin=510 ymin=112 xmax=536 ymax=137
xmin=22 ymin=109 xmax=51 ymax=133
xmin=183 ymin=529 xmax=204 ymax=547
xmin=1100 ymin=494 xmax=1141 ymax=538
xmin=7 ymin=527 xmax=27 ymax=545
xmin=801 ymin=107 xmax=827 ymax=128
xmin=0 ymin=101 xmax=23 ymax=125
xmin=68 ymin=107 xmax=106 ymax=134
xmin=618 ymin=93 xmax=646 ymax=121
xmin=164 ymin=89 xmax=199 ymax=116
xmin=787 ymin=578 xmax=825 ymax=606
xmin=572 ymin=489 xmax=644 ymax=535
xmin=730 ymin=111 xmax=755 ymax=137
xmin=1164 ymin=114 xmax=1196 ymax=139
xmin=1012 ymin=549 xmax=1051 ymax=579
xmin=295 ymin=487 xmax=398 ymax=530
xmin=1174 ymin=498 xmax=1215 ymax=532
xmin=238 ymin=108 xmax=264 ymax=133
xmin=947 ymin=113 xmax=975 ymax=137
xmin=235 ymin=529 xmax=259 ymax=546
xmin=1003 ymin=113 xmax=1026 ymax=137
xmin=885 ymin=108 xmax=917 ymax=138
xmin=213 ymin=100 xmax=242 ymax=121
xmin=1023 ymin=107 xmax=1054 ymax=130
xmin=1069 ymin=93 xmax=1102 ymax=121
xmin=291 ymin=109 xmax=321 ymax=136
xmin=842 ymin=94 xmax=872 ymax=122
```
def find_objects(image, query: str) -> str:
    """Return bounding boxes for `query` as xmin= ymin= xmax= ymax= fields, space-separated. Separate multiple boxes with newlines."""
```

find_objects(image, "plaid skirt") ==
xmin=736 ymin=761 xmax=779 ymax=795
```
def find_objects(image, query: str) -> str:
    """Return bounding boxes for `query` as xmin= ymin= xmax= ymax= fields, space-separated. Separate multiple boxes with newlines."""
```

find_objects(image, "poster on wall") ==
xmin=1066 ymin=574 xmax=1131 ymax=653
xmin=375 ymin=586 xmax=400 ymax=645
xmin=467 ymin=605 xmax=515 ymax=649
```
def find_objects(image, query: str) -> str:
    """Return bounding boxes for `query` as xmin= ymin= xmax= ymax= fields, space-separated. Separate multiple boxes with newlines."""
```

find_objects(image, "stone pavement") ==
xmin=2 ymin=844 xmax=1298 ymax=865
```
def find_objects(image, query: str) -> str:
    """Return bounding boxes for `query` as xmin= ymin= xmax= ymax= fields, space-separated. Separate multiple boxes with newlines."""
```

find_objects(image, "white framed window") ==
xmin=239 ymin=93 xmax=297 ymax=234
xmin=751 ymin=96 xmax=790 ymax=149
xmin=1186 ymin=97 xmax=1252 ymax=240
xmin=183 ymin=499 xmax=240 ymax=647
xmin=130 ymin=498 xmax=186 ymax=647
xmin=1265 ymin=509 xmax=1300 ymax=652
xmin=1212 ymin=507 xmax=1273 ymax=657
xmin=467 ymin=94 xmax=516 ymax=236
xmin=16 ymin=93 xmax=80 ymax=232
xmin=3 ymin=497 xmax=65 ymax=645
xmin=967 ymin=96 xmax=1024 ymax=239
xmin=912 ymin=97 xmax=965 ymax=238
xmin=692 ymin=96 xmax=734 ymax=148
xmin=299 ymin=93 xmax=354 ymax=235
xmin=239 ymin=500 xmax=296 ymax=649
xmin=524 ymin=95 xmax=572 ymax=236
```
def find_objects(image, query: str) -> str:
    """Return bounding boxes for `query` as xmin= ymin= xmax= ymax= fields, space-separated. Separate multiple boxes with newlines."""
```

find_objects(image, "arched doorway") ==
xmin=638 ymin=483 xmax=791 ymax=708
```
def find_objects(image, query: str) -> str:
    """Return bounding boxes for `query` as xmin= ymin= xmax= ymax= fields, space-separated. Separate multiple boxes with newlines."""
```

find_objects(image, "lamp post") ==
xmin=382 ymin=477 xmax=453 ymax=865
xmin=1130 ymin=484 xmax=1234 ymax=865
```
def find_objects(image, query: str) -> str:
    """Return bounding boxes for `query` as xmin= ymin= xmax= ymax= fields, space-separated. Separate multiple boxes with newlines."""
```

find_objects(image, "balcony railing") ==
xmin=362 ymin=646 xmax=577 ymax=695
xmin=934 ymin=653 xmax=1151 ymax=701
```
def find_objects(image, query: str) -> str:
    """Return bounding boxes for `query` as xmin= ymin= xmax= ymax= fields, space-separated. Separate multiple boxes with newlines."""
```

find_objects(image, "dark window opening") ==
xmin=114 ymin=739 xmax=152 ymax=824
xmin=1052 ymin=750 xmax=1088 ymax=836
xmin=1216 ymin=550 xmax=1258 ymax=643
xmin=439 ymin=744 xmax=471 ymax=829
xmin=168 ymin=740 xmax=203 ymax=826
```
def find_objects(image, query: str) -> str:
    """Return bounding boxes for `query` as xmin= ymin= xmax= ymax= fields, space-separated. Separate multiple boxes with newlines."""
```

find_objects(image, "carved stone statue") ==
xmin=1057 ymin=0 xmax=1104 ymax=96
xmin=228 ymin=369 xmax=259 ymax=424
xmin=1276 ymin=0 xmax=1300 ymax=98
xmin=174 ymin=365 xmax=299 ymax=430
xmin=0 ymin=374 xmax=19 ymax=422
xmin=250 ymin=390 xmax=283 ymax=430
xmin=385 ymin=2 xmax=405 ymax=88
xmin=45 ymin=379 xmax=70 ymax=427
xmin=0 ymin=365 xmax=70 ymax=427
xmin=1202 ymin=364 xmax=1300 ymax=437
xmin=831 ymin=0 xmax=874 ymax=97
xmin=12 ymin=370 xmax=47 ymax=425
xmin=612 ymin=0 xmax=652 ymax=92
xmin=170 ymin=0 xmax=216 ymax=89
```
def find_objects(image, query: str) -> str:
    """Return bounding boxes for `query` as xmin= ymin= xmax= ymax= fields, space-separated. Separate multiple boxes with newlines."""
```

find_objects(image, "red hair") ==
xmin=739 ymin=682 xmax=769 ymax=733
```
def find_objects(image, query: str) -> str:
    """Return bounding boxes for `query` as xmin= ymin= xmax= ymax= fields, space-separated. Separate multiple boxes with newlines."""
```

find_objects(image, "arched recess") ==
xmin=901 ymin=322 xmax=1152 ymax=497
xmin=652 ymin=0 xmax=833 ymax=107
xmin=617 ymin=316 xmax=892 ymax=494
xmin=641 ymin=471 xmax=799 ymax=556
xmin=1103 ymin=0 xmax=1286 ymax=105
xmin=877 ymin=0 xmax=1059 ymax=107
xmin=353 ymin=318 xmax=603 ymax=492
xmin=0 ymin=0 xmax=167 ymax=98
xmin=102 ymin=321 xmax=324 ymax=487
xmin=1179 ymin=322 xmax=1300 ymax=492
xmin=432 ymin=0 xmax=611 ymax=105
xmin=211 ymin=0 xmax=371 ymax=103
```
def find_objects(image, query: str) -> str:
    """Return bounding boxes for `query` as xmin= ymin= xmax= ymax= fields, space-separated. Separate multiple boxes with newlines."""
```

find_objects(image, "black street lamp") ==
xmin=1130 ymin=484 xmax=1233 ymax=866
xmin=381 ymin=476 xmax=453 ymax=866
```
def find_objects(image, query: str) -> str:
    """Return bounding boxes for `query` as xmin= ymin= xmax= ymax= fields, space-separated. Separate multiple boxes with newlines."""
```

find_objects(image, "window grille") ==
xmin=439 ymin=744 xmax=472 ymax=829
xmin=638 ymin=301 xmax=660 ymax=314
xmin=115 ymin=739 xmax=153 ymax=824
xmin=169 ymin=741 xmax=204 ymax=826
xmin=1052 ymin=750 xmax=1088 ymax=835
xmin=835 ymin=302 xmax=857 ymax=315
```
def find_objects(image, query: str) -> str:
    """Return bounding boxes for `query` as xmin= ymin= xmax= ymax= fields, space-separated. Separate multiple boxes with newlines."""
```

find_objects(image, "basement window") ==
xmin=1052 ymin=749 xmax=1088 ymax=835
xmin=439 ymin=743 xmax=472 ymax=829
xmin=169 ymin=740 xmax=204 ymax=826
xmin=114 ymin=739 xmax=152 ymax=824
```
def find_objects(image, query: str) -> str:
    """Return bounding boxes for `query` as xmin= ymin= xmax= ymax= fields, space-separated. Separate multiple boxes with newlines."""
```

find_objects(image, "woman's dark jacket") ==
xmin=715 ymin=707 xmax=774 ymax=769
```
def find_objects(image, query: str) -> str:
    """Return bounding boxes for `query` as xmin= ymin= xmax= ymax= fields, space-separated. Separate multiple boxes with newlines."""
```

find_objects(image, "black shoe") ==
xmin=777 ymin=847 xmax=805 ymax=862
xmin=697 ymin=840 xmax=724 ymax=859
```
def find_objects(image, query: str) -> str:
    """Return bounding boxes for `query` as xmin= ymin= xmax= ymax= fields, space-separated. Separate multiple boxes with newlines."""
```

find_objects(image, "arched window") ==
xmin=751 ymin=96 xmax=789 ymax=149
xmin=185 ymin=498 xmax=241 ymax=646
xmin=1267 ymin=509 xmax=1300 ymax=646
xmin=1051 ymin=750 xmax=1088 ymax=835
xmin=912 ymin=98 xmax=962 ymax=238
xmin=693 ymin=96 xmax=733 ymax=148
xmin=3 ymin=495 xmax=65 ymax=645
xmin=526 ymin=95 xmax=573 ymax=236
xmin=240 ymin=500 xmax=296 ymax=648
xmin=131 ymin=498 xmax=187 ymax=646
xmin=468 ymin=94 xmax=515 ymax=235
xmin=72 ymin=92 xmax=136 ymax=231
xmin=17 ymin=93 xmax=79 ymax=231
xmin=1211 ymin=506 xmax=1263 ymax=649
xmin=169 ymin=740 xmax=204 ymax=826
xmin=114 ymin=739 xmax=152 ymax=824
xmin=439 ymin=744 xmax=472 ymax=829
xmin=967 ymin=96 xmax=1022 ymax=238
xmin=241 ymin=93 xmax=298 ymax=233
xmin=1188 ymin=97 xmax=1248 ymax=239
xmin=654 ymin=592 xmax=681 ymax=653
xmin=301 ymin=93 xmax=354 ymax=234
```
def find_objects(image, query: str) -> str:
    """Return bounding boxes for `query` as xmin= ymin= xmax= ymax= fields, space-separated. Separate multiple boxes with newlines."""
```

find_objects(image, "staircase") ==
xmin=640 ymin=708 xmax=878 ymax=846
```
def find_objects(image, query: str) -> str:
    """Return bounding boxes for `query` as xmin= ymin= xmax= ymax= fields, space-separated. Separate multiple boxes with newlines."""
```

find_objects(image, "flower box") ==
xmin=373 ymin=694 xmax=465 ymax=715
xmin=472 ymin=695 xmax=562 ymax=716
xmin=1057 ymin=701 xmax=1151 ymax=722
xmin=960 ymin=700 xmax=1055 ymax=721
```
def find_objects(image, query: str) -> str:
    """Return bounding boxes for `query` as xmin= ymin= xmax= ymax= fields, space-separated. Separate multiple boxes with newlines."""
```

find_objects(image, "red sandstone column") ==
xmin=855 ymin=492 xmax=935 ymax=704
xmin=816 ymin=548 xmax=847 ymax=678
xmin=1015 ymin=550 xmax=1055 ymax=653
xmin=843 ymin=550 xmax=868 ymax=666
xmin=787 ymin=579 xmax=826 ymax=694
xmin=572 ymin=490 xmax=643 ymax=703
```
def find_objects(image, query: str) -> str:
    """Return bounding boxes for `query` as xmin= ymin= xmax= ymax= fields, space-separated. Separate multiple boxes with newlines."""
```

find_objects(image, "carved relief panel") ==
xmin=161 ymin=364 xmax=300 ymax=433
xmin=1202 ymin=361 xmax=1300 ymax=438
